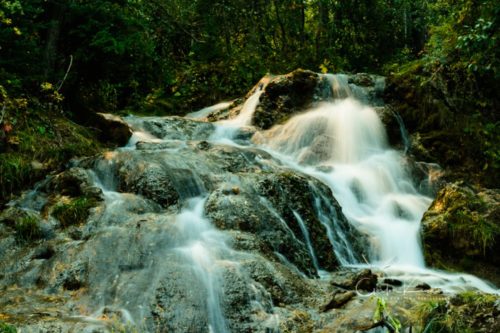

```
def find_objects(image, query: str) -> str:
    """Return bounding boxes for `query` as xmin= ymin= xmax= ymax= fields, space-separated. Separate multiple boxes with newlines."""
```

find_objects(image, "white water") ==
xmin=84 ymin=154 xmax=234 ymax=331
xmin=210 ymin=86 xmax=265 ymax=141
xmin=187 ymin=101 xmax=234 ymax=119
xmin=293 ymin=210 xmax=320 ymax=273
xmin=323 ymin=73 xmax=352 ymax=99
xmin=256 ymin=99 xmax=430 ymax=267
xmin=176 ymin=198 xmax=230 ymax=333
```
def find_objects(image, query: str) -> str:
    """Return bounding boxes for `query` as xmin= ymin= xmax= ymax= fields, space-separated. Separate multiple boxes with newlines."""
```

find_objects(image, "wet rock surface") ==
xmin=202 ymin=69 xmax=386 ymax=131
xmin=330 ymin=268 xmax=378 ymax=291
xmin=252 ymin=69 xmax=319 ymax=129
xmin=129 ymin=116 xmax=216 ymax=141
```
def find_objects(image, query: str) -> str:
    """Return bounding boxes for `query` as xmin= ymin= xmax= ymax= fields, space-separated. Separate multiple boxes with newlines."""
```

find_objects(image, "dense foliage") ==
xmin=387 ymin=0 xmax=499 ymax=186
xmin=1 ymin=0 xmax=429 ymax=113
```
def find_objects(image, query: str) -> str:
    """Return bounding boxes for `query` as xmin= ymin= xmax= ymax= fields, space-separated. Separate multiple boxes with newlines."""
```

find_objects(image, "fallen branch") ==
xmin=57 ymin=54 xmax=73 ymax=92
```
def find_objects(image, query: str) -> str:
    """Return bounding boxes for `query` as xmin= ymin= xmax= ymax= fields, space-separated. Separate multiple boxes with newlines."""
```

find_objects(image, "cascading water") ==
xmin=256 ymin=99 xmax=430 ymax=268
xmin=175 ymin=198 xmax=229 ymax=333
xmin=210 ymin=85 xmax=265 ymax=141
xmin=187 ymin=101 xmax=234 ymax=119
xmin=229 ymin=73 xmax=498 ymax=293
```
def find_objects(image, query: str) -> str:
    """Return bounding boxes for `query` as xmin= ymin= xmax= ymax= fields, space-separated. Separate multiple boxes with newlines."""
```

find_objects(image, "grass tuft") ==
xmin=51 ymin=196 xmax=97 ymax=227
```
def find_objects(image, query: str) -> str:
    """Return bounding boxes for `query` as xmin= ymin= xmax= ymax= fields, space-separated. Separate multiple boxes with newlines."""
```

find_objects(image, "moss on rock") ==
xmin=0 ymin=114 xmax=101 ymax=207
xmin=252 ymin=69 xmax=319 ymax=129
xmin=420 ymin=291 xmax=500 ymax=333
xmin=386 ymin=60 xmax=499 ymax=188
xmin=51 ymin=196 xmax=97 ymax=228
xmin=0 ymin=207 xmax=44 ymax=242
xmin=422 ymin=182 xmax=500 ymax=284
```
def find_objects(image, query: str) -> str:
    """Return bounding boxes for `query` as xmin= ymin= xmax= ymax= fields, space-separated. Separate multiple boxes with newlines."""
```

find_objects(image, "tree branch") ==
xmin=57 ymin=55 xmax=73 ymax=92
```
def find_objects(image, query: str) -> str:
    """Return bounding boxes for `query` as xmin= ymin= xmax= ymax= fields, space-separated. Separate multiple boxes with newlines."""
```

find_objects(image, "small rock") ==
xmin=415 ymin=283 xmax=431 ymax=290
xmin=348 ymin=73 xmax=374 ymax=87
xmin=330 ymin=269 xmax=377 ymax=291
xmin=31 ymin=160 xmax=45 ymax=170
xmin=231 ymin=186 xmax=240 ymax=195
xmin=197 ymin=140 xmax=211 ymax=150
xmin=383 ymin=278 xmax=403 ymax=286
xmin=320 ymin=290 xmax=356 ymax=312
xmin=377 ymin=283 xmax=393 ymax=291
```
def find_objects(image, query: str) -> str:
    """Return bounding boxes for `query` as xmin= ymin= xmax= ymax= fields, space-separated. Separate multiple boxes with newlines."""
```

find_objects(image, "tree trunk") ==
xmin=43 ymin=3 xmax=67 ymax=80
xmin=273 ymin=0 xmax=287 ymax=51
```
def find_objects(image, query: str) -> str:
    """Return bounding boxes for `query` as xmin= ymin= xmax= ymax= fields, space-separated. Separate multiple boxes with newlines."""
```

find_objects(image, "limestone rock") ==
xmin=320 ymin=290 xmax=356 ymax=312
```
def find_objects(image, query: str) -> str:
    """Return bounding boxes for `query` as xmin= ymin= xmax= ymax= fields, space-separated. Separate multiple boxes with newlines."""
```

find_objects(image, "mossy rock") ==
xmin=0 ymin=321 xmax=17 ymax=333
xmin=0 ymin=207 xmax=44 ymax=242
xmin=422 ymin=182 xmax=500 ymax=284
xmin=0 ymin=114 xmax=100 ymax=206
xmin=51 ymin=196 xmax=98 ymax=228
xmin=279 ymin=310 xmax=314 ymax=333
xmin=420 ymin=291 xmax=500 ymax=333
xmin=44 ymin=167 xmax=102 ymax=199
xmin=0 ymin=154 xmax=37 ymax=205
xmin=385 ymin=60 xmax=499 ymax=188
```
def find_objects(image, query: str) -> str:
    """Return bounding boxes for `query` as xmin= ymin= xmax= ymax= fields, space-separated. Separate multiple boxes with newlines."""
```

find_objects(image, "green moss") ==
xmin=455 ymin=291 xmax=497 ymax=305
xmin=0 ymin=112 xmax=101 ymax=205
xmin=280 ymin=310 xmax=314 ymax=333
xmin=419 ymin=292 xmax=499 ymax=333
xmin=0 ymin=322 xmax=16 ymax=333
xmin=445 ymin=193 xmax=498 ymax=255
xmin=52 ymin=196 xmax=97 ymax=228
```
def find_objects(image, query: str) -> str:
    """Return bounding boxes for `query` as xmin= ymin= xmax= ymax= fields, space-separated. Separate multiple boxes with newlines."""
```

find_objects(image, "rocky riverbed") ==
xmin=1 ymin=70 xmax=498 ymax=333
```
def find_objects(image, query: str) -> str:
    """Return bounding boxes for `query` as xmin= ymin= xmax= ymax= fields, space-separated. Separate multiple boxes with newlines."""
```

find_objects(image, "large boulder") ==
xmin=252 ymin=69 xmax=319 ymax=129
xmin=422 ymin=182 xmax=500 ymax=285
xmin=94 ymin=113 xmax=133 ymax=146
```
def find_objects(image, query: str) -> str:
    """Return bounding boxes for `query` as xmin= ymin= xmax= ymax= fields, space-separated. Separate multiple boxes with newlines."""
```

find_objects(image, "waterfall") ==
xmin=246 ymin=75 xmax=497 ymax=293
xmin=210 ymin=85 xmax=265 ymax=141
xmin=393 ymin=111 xmax=411 ymax=154
xmin=5 ymin=71 xmax=498 ymax=333
xmin=323 ymin=73 xmax=352 ymax=99
xmin=292 ymin=210 xmax=320 ymax=273
xmin=187 ymin=101 xmax=234 ymax=119
xmin=257 ymin=98 xmax=431 ymax=268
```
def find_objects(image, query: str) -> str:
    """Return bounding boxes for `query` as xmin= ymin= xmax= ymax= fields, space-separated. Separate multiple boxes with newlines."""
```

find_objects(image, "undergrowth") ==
xmin=0 ymin=86 xmax=101 ymax=205
xmin=0 ymin=321 xmax=16 ymax=333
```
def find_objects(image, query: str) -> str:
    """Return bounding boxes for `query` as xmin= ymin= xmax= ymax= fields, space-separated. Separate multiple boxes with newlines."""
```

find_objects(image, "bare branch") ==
xmin=57 ymin=55 xmax=73 ymax=92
